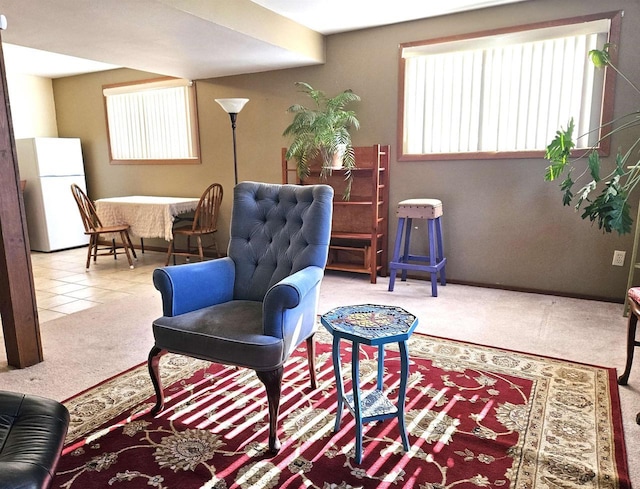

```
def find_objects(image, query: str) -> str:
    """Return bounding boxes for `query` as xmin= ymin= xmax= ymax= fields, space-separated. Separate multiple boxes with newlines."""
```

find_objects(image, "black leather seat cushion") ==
xmin=0 ymin=391 xmax=70 ymax=489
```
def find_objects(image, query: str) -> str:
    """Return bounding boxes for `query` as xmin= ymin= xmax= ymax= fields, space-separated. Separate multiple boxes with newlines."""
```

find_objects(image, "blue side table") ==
xmin=321 ymin=304 xmax=418 ymax=463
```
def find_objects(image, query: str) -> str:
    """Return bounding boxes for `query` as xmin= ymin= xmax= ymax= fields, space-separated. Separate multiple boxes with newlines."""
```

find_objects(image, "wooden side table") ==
xmin=321 ymin=304 xmax=419 ymax=463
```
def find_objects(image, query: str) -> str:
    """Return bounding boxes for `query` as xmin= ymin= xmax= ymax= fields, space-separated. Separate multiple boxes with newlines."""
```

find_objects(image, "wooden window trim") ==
xmin=397 ymin=11 xmax=623 ymax=162
xmin=103 ymin=77 xmax=201 ymax=165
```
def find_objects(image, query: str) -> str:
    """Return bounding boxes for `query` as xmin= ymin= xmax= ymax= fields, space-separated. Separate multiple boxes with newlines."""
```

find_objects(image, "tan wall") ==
xmin=6 ymin=73 xmax=58 ymax=138
xmin=53 ymin=0 xmax=640 ymax=301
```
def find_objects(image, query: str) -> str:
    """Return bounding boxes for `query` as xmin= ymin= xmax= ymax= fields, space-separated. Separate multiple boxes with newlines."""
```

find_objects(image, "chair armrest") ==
xmin=263 ymin=266 xmax=324 ymax=353
xmin=153 ymin=258 xmax=235 ymax=316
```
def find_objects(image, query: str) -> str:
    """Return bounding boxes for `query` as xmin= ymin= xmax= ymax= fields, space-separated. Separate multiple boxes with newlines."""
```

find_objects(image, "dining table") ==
xmin=95 ymin=196 xmax=200 ymax=249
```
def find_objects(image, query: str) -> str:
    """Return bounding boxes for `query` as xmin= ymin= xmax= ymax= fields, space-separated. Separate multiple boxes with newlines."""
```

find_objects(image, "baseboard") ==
xmin=445 ymin=278 xmax=623 ymax=305
xmin=95 ymin=239 xmax=621 ymax=304
xmin=325 ymin=269 xmax=623 ymax=304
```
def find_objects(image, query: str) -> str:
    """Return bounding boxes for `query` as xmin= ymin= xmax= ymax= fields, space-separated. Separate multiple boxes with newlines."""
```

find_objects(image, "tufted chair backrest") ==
xmin=229 ymin=181 xmax=334 ymax=301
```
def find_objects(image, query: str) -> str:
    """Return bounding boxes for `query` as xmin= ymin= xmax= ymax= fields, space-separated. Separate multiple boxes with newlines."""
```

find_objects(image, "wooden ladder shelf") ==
xmin=282 ymin=144 xmax=390 ymax=283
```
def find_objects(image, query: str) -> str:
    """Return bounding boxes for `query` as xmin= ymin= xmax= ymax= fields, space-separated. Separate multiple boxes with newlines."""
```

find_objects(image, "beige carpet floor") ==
xmin=1 ymin=271 xmax=638 ymax=485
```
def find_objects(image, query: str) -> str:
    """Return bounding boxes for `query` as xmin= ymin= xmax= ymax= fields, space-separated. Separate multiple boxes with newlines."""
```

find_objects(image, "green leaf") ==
xmin=544 ymin=119 xmax=575 ymax=181
xmin=614 ymin=152 xmax=626 ymax=176
xmin=545 ymin=163 xmax=565 ymax=182
xmin=589 ymin=48 xmax=610 ymax=68
xmin=560 ymin=173 xmax=574 ymax=206
xmin=579 ymin=175 xmax=632 ymax=234
xmin=608 ymin=198 xmax=632 ymax=235
xmin=587 ymin=151 xmax=601 ymax=182
xmin=562 ymin=188 xmax=573 ymax=206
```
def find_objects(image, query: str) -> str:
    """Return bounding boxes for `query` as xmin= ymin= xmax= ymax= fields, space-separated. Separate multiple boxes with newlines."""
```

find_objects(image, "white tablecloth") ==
xmin=95 ymin=196 xmax=199 ymax=241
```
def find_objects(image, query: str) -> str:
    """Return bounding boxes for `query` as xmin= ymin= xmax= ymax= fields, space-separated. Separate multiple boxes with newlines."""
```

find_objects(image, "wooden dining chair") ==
xmin=70 ymin=184 xmax=137 ymax=270
xmin=165 ymin=183 xmax=223 ymax=266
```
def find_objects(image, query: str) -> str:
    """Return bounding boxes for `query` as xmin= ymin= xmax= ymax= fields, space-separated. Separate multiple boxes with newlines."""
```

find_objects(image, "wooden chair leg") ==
xmin=618 ymin=309 xmax=638 ymax=385
xmin=147 ymin=346 xmax=168 ymax=415
xmin=197 ymin=236 xmax=204 ymax=261
xmin=111 ymin=239 xmax=117 ymax=259
xmin=85 ymin=235 xmax=94 ymax=269
xmin=93 ymin=236 xmax=99 ymax=263
xmin=256 ymin=367 xmax=284 ymax=454
xmin=165 ymin=240 xmax=174 ymax=266
xmin=124 ymin=231 xmax=137 ymax=259
xmin=306 ymin=335 xmax=317 ymax=389
xmin=119 ymin=231 xmax=134 ymax=268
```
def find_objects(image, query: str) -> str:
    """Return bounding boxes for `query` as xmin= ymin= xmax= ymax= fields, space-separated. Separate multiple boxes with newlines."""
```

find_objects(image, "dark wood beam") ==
xmin=0 ymin=29 xmax=43 ymax=368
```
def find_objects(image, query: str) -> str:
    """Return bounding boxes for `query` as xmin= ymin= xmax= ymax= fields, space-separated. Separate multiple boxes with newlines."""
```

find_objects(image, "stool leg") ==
xmin=332 ymin=336 xmax=345 ymax=432
xmin=401 ymin=218 xmax=412 ymax=282
xmin=618 ymin=310 xmax=637 ymax=385
xmin=376 ymin=345 xmax=385 ymax=390
xmin=388 ymin=217 xmax=406 ymax=291
xmin=428 ymin=219 xmax=438 ymax=297
xmin=436 ymin=217 xmax=446 ymax=286
xmin=398 ymin=340 xmax=410 ymax=452
xmin=352 ymin=344 xmax=364 ymax=464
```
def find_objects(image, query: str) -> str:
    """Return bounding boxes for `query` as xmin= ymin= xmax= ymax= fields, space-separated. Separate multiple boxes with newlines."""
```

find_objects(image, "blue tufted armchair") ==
xmin=148 ymin=181 xmax=333 ymax=453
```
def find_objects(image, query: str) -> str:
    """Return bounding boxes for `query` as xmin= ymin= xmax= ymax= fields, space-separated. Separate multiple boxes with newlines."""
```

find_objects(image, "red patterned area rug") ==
xmin=54 ymin=331 xmax=630 ymax=489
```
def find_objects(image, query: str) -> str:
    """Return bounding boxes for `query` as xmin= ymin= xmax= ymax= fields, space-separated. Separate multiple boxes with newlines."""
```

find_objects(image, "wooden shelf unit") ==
xmin=282 ymin=144 xmax=390 ymax=283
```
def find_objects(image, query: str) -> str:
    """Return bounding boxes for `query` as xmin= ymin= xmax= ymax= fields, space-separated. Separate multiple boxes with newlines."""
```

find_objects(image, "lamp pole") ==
xmin=215 ymin=98 xmax=249 ymax=185
xmin=228 ymin=112 xmax=239 ymax=185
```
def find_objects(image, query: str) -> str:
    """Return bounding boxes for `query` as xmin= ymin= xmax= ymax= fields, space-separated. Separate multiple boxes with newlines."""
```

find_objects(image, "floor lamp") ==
xmin=215 ymin=98 xmax=249 ymax=185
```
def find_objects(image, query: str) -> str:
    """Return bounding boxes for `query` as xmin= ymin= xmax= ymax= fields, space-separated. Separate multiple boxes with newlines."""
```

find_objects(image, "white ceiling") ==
xmin=0 ymin=0 xmax=528 ymax=80
xmin=252 ymin=0 xmax=527 ymax=35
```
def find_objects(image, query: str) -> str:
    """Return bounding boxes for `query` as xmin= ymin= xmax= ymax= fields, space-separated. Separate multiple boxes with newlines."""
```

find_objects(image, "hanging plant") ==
xmin=544 ymin=44 xmax=640 ymax=235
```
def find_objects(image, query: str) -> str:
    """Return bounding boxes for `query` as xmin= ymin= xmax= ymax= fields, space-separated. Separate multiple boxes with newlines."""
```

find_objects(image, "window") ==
xmin=398 ymin=12 xmax=621 ymax=161
xmin=103 ymin=78 xmax=200 ymax=164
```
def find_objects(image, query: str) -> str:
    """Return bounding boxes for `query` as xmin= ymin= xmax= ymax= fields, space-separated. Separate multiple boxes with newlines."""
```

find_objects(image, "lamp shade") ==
xmin=215 ymin=98 xmax=249 ymax=114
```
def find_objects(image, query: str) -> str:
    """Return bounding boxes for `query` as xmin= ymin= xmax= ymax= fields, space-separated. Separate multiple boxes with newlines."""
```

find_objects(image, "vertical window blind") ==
xmin=103 ymin=78 xmax=199 ymax=163
xmin=401 ymin=17 xmax=612 ymax=157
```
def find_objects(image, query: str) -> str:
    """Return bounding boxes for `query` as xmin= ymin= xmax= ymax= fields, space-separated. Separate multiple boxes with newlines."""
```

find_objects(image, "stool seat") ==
xmin=397 ymin=199 xmax=443 ymax=219
xmin=389 ymin=198 xmax=447 ymax=297
xmin=0 ymin=391 xmax=70 ymax=489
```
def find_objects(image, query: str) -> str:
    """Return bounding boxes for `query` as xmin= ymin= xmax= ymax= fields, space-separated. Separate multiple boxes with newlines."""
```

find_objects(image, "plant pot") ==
xmin=330 ymin=144 xmax=346 ymax=170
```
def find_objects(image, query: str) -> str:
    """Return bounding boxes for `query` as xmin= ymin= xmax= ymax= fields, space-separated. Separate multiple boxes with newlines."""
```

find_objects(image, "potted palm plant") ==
xmin=544 ymin=44 xmax=640 ymax=235
xmin=283 ymin=82 xmax=360 ymax=199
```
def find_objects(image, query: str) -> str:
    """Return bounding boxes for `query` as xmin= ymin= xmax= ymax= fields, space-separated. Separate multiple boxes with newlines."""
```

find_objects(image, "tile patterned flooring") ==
xmin=29 ymin=246 xmax=166 ymax=323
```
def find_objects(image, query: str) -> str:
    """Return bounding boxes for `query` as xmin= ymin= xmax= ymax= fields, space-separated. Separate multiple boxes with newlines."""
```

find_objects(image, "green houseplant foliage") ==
xmin=544 ymin=44 xmax=640 ymax=235
xmin=283 ymin=82 xmax=360 ymax=199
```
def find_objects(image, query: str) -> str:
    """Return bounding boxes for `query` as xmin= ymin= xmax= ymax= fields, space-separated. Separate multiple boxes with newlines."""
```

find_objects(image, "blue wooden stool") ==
xmin=388 ymin=198 xmax=447 ymax=297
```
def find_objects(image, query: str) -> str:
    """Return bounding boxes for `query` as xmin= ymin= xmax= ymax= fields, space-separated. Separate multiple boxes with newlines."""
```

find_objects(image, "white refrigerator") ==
xmin=17 ymin=137 xmax=90 ymax=252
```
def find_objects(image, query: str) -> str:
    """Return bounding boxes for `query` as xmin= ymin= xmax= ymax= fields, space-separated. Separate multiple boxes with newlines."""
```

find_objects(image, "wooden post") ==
xmin=0 ymin=22 xmax=44 ymax=368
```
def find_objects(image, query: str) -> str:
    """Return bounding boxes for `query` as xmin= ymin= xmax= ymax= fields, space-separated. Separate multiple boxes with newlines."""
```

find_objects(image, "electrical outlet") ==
xmin=612 ymin=250 xmax=626 ymax=266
